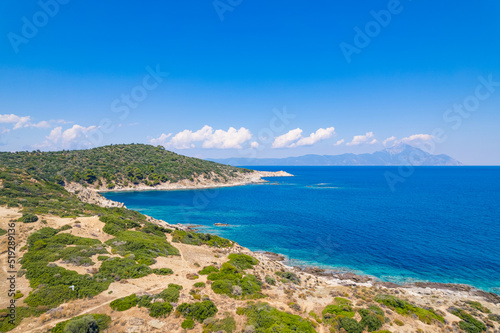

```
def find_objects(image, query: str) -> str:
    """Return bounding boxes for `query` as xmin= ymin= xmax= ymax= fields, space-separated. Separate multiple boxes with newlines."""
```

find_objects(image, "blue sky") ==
xmin=0 ymin=1 xmax=499 ymax=164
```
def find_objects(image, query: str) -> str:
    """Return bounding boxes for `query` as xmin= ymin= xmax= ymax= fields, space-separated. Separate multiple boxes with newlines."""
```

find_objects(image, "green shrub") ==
xmin=239 ymin=302 xmax=315 ymax=333
xmin=137 ymin=295 xmax=154 ymax=308
xmin=18 ymin=213 xmax=38 ymax=223
xmin=177 ymin=300 xmax=218 ymax=323
xmin=338 ymin=317 xmax=363 ymax=333
xmin=172 ymin=230 xmax=233 ymax=248
xmin=110 ymin=294 xmax=138 ymax=311
xmin=451 ymin=309 xmax=486 ymax=333
xmin=359 ymin=305 xmax=385 ymax=332
xmin=181 ymin=318 xmax=195 ymax=329
xmin=50 ymin=314 xmax=111 ymax=333
xmin=275 ymin=271 xmax=300 ymax=284
xmin=203 ymin=315 xmax=237 ymax=332
xmin=13 ymin=291 xmax=24 ymax=299
xmin=207 ymin=263 xmax=263 ymax=299
xmin=105 ymin=230 xmax=179 ymax=263
xmin=265 ymin=275 xmax=276 ymax=285
xmin=158 ymin=285 xmax=181 ymax=303
xmin=98 ymin=257 xmax=152 ymax=280
xmin=199 ymin=265 xmax=219 ymax=275
xmin=322 ymin=297 xmax=355 ymax=322
xmin=375 ymin=295 xmax=444 ymax=324
xmin=149 ymin=301 xmax=173 ymax=318
xmin=59 ymin=225 xmax=72 ymax=231
xmin=25 ymin=285 xmax=78 ymax=308
xmin=227 ymin=253 xmax=258 ymax=270
xmin=97 ymin=256 xmax=109 ymax=261
xmin=153 ymin=268 xmax=173 ymax=275
xmin=465 ymin=301 xmax=491 ymax=314
xmin=0 ymin=228 xmax=6 ymax=236
xmin=194 ymin=282 xmax=206 ymax=288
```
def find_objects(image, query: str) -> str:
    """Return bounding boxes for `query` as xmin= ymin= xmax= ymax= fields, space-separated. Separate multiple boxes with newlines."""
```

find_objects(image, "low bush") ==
xmin=265 ymin=275 xmax=276 ymax=285
xmin=50 ymin=314 xmax=111 ymax=333
xmin=451 ymin=309 xmax=486 ymax=333
xmin=203 ymin=315 xmax=237 ymax=333
xmin=465 ymin=301 xmax=491 ymax=314
xmin=110 ymin=294 xmax=138 ymax=311
xmin=18 ymin=213 xmax=38 ymax=223
xmin=208 ymin=263 xmax=263 ymax=299
xmin=238 ymin=302 xmax=316 ymax=333
xmin=176 ymin=300 xmax=218 ymax=323
xmin=105 ymin=230 xmax=179 ymax=264
xmin=158 ymin=285 xmax=181 ymax=303
xmin=153 ymin=268 xmax=173 ymax=275
xmin=181 ymin=318 xmax=195 ymax=329
xmin=275 ymin=271 xmax=300 ymax=284
xmin=359 ymin=305 xmax=385 ymax=332
xmin=322 ymin=297 xmax=355 ymax=322
xmin=149 ymin=301 xmax=173 ymax=318
xmin=375 ymin=294 xmax=444 ymax=324
xmin=172 ymin=230 xmax=233 ymax=248
xmin=338 ymin=317 xmax=363 ymax=333
xmin=194 ymin=282 xmax=206 ymax=288
xmin=199 ymin=265 xmax=219 ymax=275
xmin=0 ymin=228 xmax=7 ymax=236
xmin=227 ymin=253 xmax=258 ymax=270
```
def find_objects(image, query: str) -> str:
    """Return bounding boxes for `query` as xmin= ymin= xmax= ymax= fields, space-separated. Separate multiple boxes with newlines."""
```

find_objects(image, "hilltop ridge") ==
xmin=0 ymin=144 xmax=290 ymax=191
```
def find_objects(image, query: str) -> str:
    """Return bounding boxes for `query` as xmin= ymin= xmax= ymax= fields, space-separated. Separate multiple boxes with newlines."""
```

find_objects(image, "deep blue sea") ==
xmin=103 ymin=167 xmax=500 ymax=293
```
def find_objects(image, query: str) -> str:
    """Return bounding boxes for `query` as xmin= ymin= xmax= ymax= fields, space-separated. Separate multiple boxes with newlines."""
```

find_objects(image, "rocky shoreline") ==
xmin=65 ymin=171 xmax=500 ymax=306
xmin=258 ymin=251 xmax=500 ymax=304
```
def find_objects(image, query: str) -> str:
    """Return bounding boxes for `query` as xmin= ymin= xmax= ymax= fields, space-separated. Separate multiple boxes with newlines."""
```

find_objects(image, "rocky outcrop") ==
xmin=65 ymin=183 xmax=125 ymax=208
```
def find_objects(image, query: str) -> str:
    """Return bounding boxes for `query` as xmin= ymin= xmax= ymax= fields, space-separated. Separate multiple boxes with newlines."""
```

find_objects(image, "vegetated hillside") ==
xmin=1 ymin=169 xmax=499 ymax=333
xmin=0 ymin=144 xmax=252 ymax=189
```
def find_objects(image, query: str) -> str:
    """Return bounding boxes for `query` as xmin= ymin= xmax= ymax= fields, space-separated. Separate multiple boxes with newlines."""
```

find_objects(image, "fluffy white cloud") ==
xmin=250 ymin=141 xmax=259 ymax=149
xmin=0 ymin=113 xmax=66 ymax=130
xmin=383 ymin=136 xmax=396 ymax=147
xmin=399 ymin=134 xmax=434 ymax=144
xmin=272 ymin=128 xmax=303 ymax=148
xmin=333 ymin=139 xmax=345 ymax=146
xmin=152 ymin=125 xmax=253 ymax=149
xmin=40 ymin=124 xmax=97 ymax=149
xmin=346 ymin=132 xmax=377 ymax=146
xmin=202 ymin=127 xmax=252 ymax=149
xmin=292 ymin=127 xmax=335 ymax=147
xmin=0 ymin=114 xmax=30 ymax=129
xmin=272 ymin=127 xmax=336 ymax=148
xmin=150 ymin=133 xmax=172 ymax=146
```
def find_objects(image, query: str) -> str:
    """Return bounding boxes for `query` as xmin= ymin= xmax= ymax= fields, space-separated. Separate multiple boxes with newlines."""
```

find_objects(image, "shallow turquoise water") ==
xmin=103 ymin=166 xmax=500 ymax=292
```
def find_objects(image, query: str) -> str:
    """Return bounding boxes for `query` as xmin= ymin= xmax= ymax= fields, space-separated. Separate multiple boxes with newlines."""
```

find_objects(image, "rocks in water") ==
xmin=214 ymin=223 xmax=230 ymax=227
xmin=261 ymin=252 xmax=286 ymax=261
xmin=333 ymin=272 xmax=373 ymax=283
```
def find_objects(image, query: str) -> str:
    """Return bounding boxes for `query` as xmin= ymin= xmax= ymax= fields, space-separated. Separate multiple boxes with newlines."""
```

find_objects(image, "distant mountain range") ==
xmin=211 ymin=144 xmax=463 ymax=166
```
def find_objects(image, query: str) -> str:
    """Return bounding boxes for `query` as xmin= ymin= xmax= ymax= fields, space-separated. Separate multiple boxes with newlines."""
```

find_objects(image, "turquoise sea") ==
xmin=103 ymin=166 xmax=500 ymax=293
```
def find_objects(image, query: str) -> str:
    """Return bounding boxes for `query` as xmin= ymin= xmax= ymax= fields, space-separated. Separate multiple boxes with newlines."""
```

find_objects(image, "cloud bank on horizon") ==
xmin=0 ymin=112 xmax=437 ymax=154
